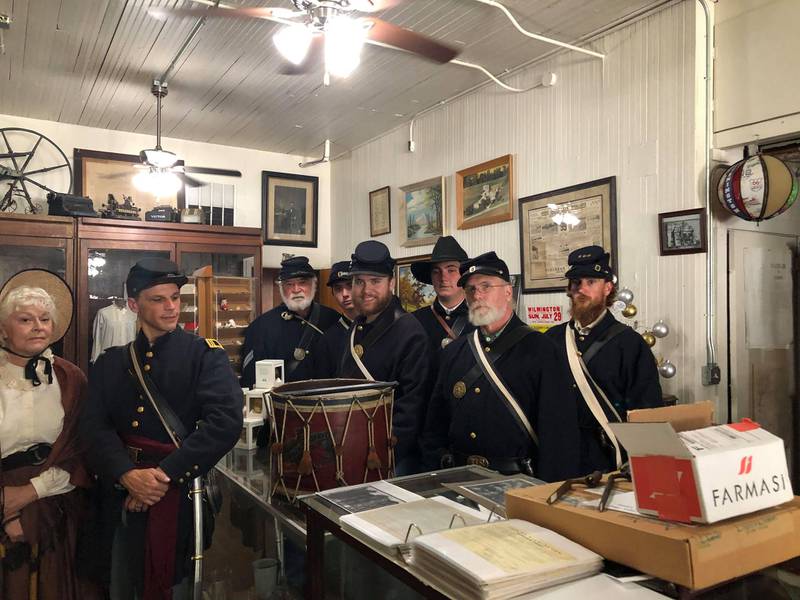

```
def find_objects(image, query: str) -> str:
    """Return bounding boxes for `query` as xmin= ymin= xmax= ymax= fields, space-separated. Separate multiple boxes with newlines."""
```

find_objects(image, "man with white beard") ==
xmin=545 ymin=246 xmax=662 ymax=474
xmin=240 ymin=256 xmax=340 ymax=387
xmin=421 ymin=252 xmax=580 ymax=481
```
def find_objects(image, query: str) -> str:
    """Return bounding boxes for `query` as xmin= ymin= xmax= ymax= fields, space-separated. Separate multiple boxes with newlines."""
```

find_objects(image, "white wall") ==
xmin=330 ymin=1 xmax=722 ymax=409
xmin=0 ymin=113 xmax=332 ymax=269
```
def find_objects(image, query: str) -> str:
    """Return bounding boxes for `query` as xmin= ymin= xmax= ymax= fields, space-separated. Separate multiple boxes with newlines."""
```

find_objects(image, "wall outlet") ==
xmin=702 ymin=363 xmax=721 ymax=386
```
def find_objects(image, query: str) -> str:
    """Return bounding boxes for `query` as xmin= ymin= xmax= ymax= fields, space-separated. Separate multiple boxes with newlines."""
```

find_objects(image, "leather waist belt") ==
xmin=126 ymin=445 xmax=169 ymax=465
xmin=453 ymin=452 xmax=532 ymax=475
xmin=2 ymin=443 xmax=52 ymax=470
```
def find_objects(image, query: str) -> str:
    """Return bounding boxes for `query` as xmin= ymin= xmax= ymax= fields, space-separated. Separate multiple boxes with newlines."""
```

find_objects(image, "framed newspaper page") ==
xmin=518 ymin=177 xmax=617 ymax=293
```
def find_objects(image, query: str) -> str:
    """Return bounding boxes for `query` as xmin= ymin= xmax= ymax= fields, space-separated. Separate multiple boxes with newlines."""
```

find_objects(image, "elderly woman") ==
xmin=0 ymin=271 xmax=92 ymax=599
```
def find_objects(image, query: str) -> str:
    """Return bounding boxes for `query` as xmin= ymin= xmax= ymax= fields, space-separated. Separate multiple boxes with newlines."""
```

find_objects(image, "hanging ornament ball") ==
xmin=612 ymin=300 xmax=627 ymax=313
xmin=642 ymin=331 xmax=656 ymax=347
xmin=617 ymin=288 xmax=634 ymax=305
xmin=658 ymin=360 xmax=677 ymax=379
xmin=652 ymin=320 xmax=670 ymax=338
xmin=717 ymin=154 xmax=797 ymax=222
xmin=622 ymin=303 xmax=638 ymax=318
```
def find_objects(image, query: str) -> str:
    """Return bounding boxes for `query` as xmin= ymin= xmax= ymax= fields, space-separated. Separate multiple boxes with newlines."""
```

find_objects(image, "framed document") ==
xmin=518 ymin=177 xmax=617 ymax=293
xmin=369 ymin=186 xmax=391 ymax=237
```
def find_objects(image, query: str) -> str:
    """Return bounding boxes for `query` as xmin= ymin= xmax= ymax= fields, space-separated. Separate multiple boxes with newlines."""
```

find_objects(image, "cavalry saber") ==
xmin=190 ymin=476 xmax=204 ymax=600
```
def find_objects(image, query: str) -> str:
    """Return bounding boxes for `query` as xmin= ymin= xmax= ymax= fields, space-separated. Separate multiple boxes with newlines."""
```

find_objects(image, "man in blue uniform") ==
xmin=545 ymin=245 xmax=663 ymax=474
xmin=421 ymin=251 xmax=580 ymax=482
xmin=411 ymin=235 xmax=475 ymax=356
xmin=81 ymin=258 xmax=243 ymax=598
xmin=337 ymin=240 xmax=432 ymax=476
xmin=312 ymin=260 xmax=358 ymax=378
xmin=240 ymin=256 xmax=340 ymax=386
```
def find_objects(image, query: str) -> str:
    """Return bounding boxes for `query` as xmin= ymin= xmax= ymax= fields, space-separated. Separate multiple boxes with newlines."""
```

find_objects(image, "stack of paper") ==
xmin=410 ymin=519 xmax=603 ymax=600
xmin=339 ymin=496 xmax=486 ymax=558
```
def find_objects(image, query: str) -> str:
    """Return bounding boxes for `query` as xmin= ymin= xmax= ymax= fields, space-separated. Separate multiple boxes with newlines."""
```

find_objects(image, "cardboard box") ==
xmin=610 ymin=420 xmax=793 ymax=523
xmin=627 ymin=401 xmax=714 ymax=432
xmin=506 ymin=482 xmax=800 ymax=590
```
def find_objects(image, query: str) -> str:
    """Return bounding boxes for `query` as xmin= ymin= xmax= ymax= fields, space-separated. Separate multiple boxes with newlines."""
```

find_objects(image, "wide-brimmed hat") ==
xmin=0 ymin=269 xmax=74 ymax=342
xmin=410 ymin=236 xmax=468 ymax=285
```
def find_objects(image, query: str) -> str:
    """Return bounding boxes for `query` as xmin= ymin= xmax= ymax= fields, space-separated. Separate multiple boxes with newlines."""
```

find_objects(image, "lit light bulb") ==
xmin=133 ymin=170 xmax=181 ymax=195
xmin=273 ymin=25 xmax=313 ymax=65
xmin=325 ymin=16 xmax=366 ymax=78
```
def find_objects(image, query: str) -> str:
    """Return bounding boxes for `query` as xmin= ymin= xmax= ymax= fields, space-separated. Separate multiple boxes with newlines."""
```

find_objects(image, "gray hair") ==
xmin=0 ymin=286 xmax=57 ymax=326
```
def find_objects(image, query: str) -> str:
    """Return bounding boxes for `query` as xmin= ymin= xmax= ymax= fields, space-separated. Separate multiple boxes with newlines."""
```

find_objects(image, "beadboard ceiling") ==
xmin=0 ymin=0 xmax=667 ymax=156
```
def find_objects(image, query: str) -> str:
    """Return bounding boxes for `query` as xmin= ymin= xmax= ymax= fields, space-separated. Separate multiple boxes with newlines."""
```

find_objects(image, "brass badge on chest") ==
xmin=441 ymin=337 xmax=453 ymax=349
xmin=281 ymin=311 xmax=292 ymax=321
xmin=353 ymin=344 xmax=364 ymax=358
xmin=293 ymin=347 xmax=306 ymax=361
xmin=452 ymin=381 xmax=467 ymax=399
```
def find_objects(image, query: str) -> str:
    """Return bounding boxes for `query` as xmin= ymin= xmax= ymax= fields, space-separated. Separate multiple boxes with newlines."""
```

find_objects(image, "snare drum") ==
xmin=267 ymin=379 xmax=395 ymax=501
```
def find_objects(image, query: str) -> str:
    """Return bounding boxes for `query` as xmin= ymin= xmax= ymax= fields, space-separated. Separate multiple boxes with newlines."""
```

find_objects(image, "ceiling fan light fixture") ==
xmin=325 ymin=16 xmax=366 ymax=78
xmin=141 ymin=148 xmax=179 ymax=169
xmin=273 ymin=24 xmax=313 ymax=65
xmin=133 ymin=169 xmax=182 ymax=195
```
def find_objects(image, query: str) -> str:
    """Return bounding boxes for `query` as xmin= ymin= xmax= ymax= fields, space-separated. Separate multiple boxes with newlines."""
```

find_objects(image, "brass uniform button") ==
xmin=353 ymin=344 xmax=364 ymax=358
xmin=143 ymin=365 xmax=151 ymax=372
xmin=445 ymin=315 xmax=451 ymax=320
xmin=452 ymin=381 xmax=467 ymax=398
xmin=474 ymin=387 xmax=480 ymax=394
xmin=185 ymin=471 xmax=191 ymax=478
xmin=578 ymin=336 xmax=585 ymax=342
xmin=193 ymin=465 xmax=199 ymax=471
xmin=145 ymin=351 xmax=154 ymax=358
xmin=484 ymin=347 xmax=491 ymax=353
xmin=469 ymin=432 xmax=477 ymax=440
xmin=178 ymin=478 xmax=184 ymax=484
xmin=357 ymin=325 xmax=363 ymax=331
xmin=131 ymin=420 xmax=139 ymax=428
xmin=136 ymin=406 xmax=145 ymax=413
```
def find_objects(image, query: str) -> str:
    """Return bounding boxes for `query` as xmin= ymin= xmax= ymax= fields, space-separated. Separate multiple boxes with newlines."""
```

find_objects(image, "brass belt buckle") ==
xmin=466 ymin=455 xmax=489 ymax=468
xmin=127 ymin=446 xmax=142 ymax=463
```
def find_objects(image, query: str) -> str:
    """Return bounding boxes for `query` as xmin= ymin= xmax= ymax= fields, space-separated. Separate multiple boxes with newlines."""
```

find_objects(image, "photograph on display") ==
xmin=262 ymin=171 xmax=318 ymax=247
xmin=74 ymin=148 xmax=185 ymax=215
xmin=395 ymin=254 xmax=435 ymax=312
xmin=369 ymin=186 xmax=391 ymax=237
xmin=399 ymin=176 xmax=445 ymax=247
xmin=444 ymin=475 xmax=546 ymax=516
xmin=456 ymin=154 xmax=513 ymax=230
xmin=321 ymin=484 xmax=408 ymax=514
xmin=658 ymin=208 xmax=707 ymax=256
xmin=518 ymin=177 xmax=617 ymax=293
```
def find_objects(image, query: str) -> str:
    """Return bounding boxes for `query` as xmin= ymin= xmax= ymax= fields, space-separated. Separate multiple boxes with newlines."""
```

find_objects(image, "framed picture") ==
xmin=395 ymin=254 xmax=436 ymax=313
xmin=399 ymin=176 xmax=445 ymax=248
xmin=456 ymin=154 xmax=513 ymax=230
xmin=369 ymin=186 xmax=391 ymax=237
xmin=74 ymin=148 xmax=185 ymax=215
xmin=658 ymin=208 xmax=707 ymax=255
xmin=518 ymin=177 xmax=617 ymax=293
xmin=262 ymin=171 xmax=318 ymax=247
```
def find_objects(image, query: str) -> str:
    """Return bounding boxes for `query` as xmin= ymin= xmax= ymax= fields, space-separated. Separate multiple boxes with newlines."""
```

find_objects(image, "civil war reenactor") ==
xmin=240 ymin=256 xmax=340 ymax=387
xmin=312 ymin=260 xmax=359 ymax=379
xmin=411 ymin=235 xmax=475 ymax=357
xmin=80 ymin=258 xmax=243 ymax=598
xmin=545 ymin=245 xmax=663 ymax=474
xmin=421 ymin=251 xmax=580 ymax=482
xmin=338 ymin=240 xmax=432 ymax=476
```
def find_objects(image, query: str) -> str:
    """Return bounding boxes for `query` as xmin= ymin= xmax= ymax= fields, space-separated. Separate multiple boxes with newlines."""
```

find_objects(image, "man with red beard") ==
xmin=546 ymin=246 xmax=662 ymax=474
xmin=338 ymin=241 xmax=432 ymax=475
xmin=421 ymin=252 xmax=579 ymax=481
xmin=240 ymin=256 xmax=340 ymax=387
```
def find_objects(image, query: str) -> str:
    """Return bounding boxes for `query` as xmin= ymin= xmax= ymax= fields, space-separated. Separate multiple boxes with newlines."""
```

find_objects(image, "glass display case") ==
xmin=213 ymin=275 xmax=255 ymax=375
xmin=178 ymin=276 xmax=199 ymax=335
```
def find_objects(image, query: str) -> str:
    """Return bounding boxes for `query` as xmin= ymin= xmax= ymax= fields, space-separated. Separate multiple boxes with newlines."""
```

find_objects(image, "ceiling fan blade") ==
xmin=148 ymin=6 xmax=302 ymax=22
xmin=348 ymin=0 xmax=401 ymax=13
xmin=183 ymin=166 xmax=242 ymax=177
xmin=100 ymin=172 xmax=135 ymax=180
xmin=279 ymin=34 xmax=324 ymax=75
xmin=364 ymin=17 xmax=459 ymax=63
xmin=176 ymin=172 xmax=205 ymax=188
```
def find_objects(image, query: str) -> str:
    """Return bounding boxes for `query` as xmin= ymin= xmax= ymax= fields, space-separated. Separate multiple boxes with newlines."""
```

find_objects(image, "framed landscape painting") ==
xmin=395 ymin=254 xmax=435 ymax=312
xmin=399 ymin=176 xmax=445 ymax=248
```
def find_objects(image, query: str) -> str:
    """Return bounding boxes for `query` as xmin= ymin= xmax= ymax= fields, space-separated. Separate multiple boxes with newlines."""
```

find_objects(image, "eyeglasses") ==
xmin=464 ymin=282 xmax=508 ymax=296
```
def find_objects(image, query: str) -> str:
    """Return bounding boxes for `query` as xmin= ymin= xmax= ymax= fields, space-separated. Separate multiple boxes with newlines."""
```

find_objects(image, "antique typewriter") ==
xmin=46 ymin=192 xmax=98 ymax=217
xmin=145 ymin=205 xmax=179 ymax=222
xmin=100 ymin=194 xmax=141 ymax=220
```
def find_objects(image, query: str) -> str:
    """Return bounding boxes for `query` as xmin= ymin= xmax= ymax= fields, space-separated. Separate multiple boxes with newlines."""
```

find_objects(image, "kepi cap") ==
xmin=457 ymin=251 xmax=510 ymax=287
xmin=349 ymin=240 xmax=395 ymax=277
xmin=564 ymin=245 xmax=615 ymax=281
xmin=126 ymin=258 xmax=188 ymax=298
xmin=278 ymin=256 xmax=315 ymax=282
xmin=327 ymin=260 xmax=352 ymax=287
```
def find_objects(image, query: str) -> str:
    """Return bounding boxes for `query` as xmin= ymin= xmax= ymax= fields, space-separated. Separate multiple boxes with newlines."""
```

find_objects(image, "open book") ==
xmin=410 ymin=519 xmax=603 ymax=600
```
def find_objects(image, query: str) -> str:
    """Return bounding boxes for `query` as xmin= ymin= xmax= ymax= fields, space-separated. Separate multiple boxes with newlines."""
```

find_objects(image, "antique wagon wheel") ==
xmin=0 ymin=127 xmax=73 ymax=214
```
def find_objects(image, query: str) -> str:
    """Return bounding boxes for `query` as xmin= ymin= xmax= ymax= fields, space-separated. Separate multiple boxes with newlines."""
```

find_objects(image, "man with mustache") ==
xmin=411 ymin=236 xmax=475 ymax=358
xmin=421 ymin=252 xmax=579 ymax=481
xmin=337 ymin=240 xmax=432 ymax=475
xmin=545 ymin=245 xmax=662 ymax=474
xmin=240 ymin=256 xmax=340 ymax=387
xmin=312 ymin=260 xmax=360 ymax=378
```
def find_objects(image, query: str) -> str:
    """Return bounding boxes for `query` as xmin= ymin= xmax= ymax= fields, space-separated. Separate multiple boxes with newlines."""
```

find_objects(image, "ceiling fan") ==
xmin=107 ymin=80 xmax=242 ymax=193
xmin=151 ymin=1 xmax=460 ymax=79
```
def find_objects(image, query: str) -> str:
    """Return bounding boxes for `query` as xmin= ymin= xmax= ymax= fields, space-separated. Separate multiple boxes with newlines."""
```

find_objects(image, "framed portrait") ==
xmin=456 ymin=154 xmax=513 ymax=230
xmin=73 ymin=148 xmax=185 ymax=214
xmin=658 ymin=208 xmax=707 ymax=256
xmin=369 ymin=186 xmax=391 ymax=237
xmin=395 ymin=254 xmax=436 ymax=313
xmin=518 ymin=177 xmax=617 ymax=293
xmin=262 ymin=171 xmax=318 ymax=247
xmin=399 ymin=176 xmax=445 ymax=248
